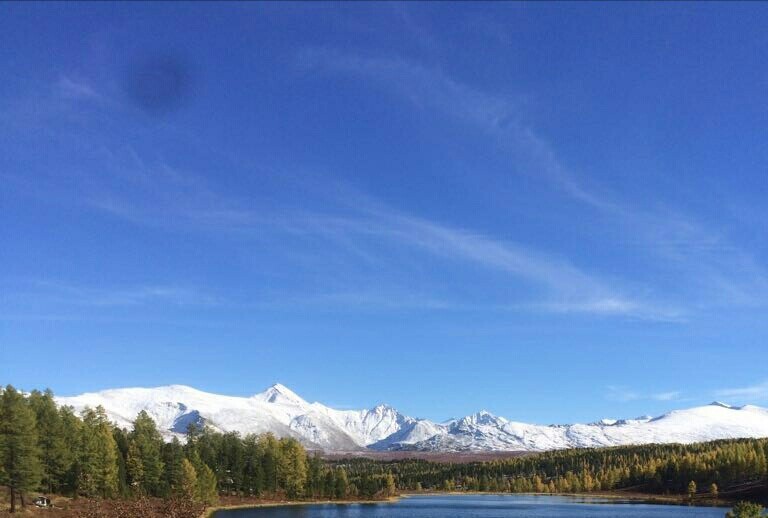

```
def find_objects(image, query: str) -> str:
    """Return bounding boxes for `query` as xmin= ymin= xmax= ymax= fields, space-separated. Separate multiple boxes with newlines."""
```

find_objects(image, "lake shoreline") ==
xmin=204 ymin=491 xmax=730 ymax=517
xmin=202 ymin=496 xmax=400 ymax=518
xmin=407 ymin=490 xmax=729 ymax=507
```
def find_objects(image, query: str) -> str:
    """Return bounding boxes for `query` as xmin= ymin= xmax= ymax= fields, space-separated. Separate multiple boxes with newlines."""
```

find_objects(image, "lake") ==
xmin=213 ymin=495 xmax=728 ymax=518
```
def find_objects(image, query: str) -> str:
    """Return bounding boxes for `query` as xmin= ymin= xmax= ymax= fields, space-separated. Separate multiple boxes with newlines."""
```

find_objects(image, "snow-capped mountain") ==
xmin=390 ymin=402 xmax=768 ymax=452
xmin=56 ymin=383 xmax=423 ymax=451
xmin=56 ymin=384 xmax=768 ymax=453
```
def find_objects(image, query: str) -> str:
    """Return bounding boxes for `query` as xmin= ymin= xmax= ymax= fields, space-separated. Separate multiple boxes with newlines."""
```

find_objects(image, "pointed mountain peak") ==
xmin=255 ymin=383 xmax=308 ymax=406
xmin=459 ymin=410 xmax=505 ymax=426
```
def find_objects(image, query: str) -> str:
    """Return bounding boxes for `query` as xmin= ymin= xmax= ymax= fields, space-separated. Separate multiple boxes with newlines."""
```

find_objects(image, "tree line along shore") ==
xmin=2 ymin=385 xmax=767 ymax=517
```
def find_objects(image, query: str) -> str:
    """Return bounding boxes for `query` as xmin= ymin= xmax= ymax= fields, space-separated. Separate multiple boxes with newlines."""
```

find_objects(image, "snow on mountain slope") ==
xmin=56 ymin=383 xmax=420 ymax=451
xmin=369 ymin=418 xmax=446 ymax=450
xmin=392 ymin=402 xmax=768 ymax=452
xmin=57 ymin=385 xmax=768 ymax=453
xmin=313 ymin=404 xmax=412 ymax=446
xmin=56 ymin=384 xmax=299 ymax=443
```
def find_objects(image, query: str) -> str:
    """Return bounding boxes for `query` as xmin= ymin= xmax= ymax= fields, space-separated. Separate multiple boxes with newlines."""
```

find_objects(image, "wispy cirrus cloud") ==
xmin=298 ymin=48 xmax=606 ymax=208
xmin=10 ymin=58 xmax=760 ymax=321
xmin=0 ymin=104 xmax=653 ymax=321
xmin=56 ymin=75 xmax=103 ymax=102
xmin=77 ymin=159 xmax=673 ymax=319
xmin=345 ymin=202 xmax=678 ymax=319
xmin=715 ymin=380 xmax=768 ymax=402
xmin=606 ymin=386 xmax=684 ymax=403
xmin=653 ymin=391 xmax=683 ymax=402
xmin=4 ymin=150 xmax=667 ymax=318
xmin=298 ymin=48 xmax=768 ymax=312
xmin=4 ymin=279 xmax=221 ymax=308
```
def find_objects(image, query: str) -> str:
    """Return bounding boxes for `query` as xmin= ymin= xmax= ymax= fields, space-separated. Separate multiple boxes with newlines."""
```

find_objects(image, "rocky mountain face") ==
xmin=57 ymin=384 xmax=768 ymax=452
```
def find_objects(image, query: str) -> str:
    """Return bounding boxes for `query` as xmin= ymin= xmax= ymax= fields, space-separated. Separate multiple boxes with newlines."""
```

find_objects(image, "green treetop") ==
xmin=726 ymin=502 xmax=766 ymax=518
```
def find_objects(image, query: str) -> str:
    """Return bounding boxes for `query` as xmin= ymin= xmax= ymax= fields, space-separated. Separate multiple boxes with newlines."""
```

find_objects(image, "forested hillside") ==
xmin=0 ymin=385 xmax=364 ymax=513
xmin=338 ymin=438 xmax=768 ymax=500
xmin=3 ymin=384 xmax=767 ymax=515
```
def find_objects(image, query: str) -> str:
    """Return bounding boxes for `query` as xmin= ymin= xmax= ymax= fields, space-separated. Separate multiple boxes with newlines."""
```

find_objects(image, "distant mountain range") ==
xmin=57 ymin=383 xmax=768 ymax=453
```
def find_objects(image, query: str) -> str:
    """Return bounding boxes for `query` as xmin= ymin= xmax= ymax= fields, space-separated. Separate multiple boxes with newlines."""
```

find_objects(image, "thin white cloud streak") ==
xmin=27 ymin=133 xmax=621 ymax=315
xmin=2 ymin=73 xmax=686 ymax=320
xmin=298 ymin=49 xmax=768 ymax=310
xmin=653 ymin=391 xmax=682 ymax=402
xmin=13 ymin=61 xmax=761 ymax=318
xmin=298 ymin=48 xmax=607 ymax=208
xmin=337 ymin=205 xmax=679 ymax=319
xmin=0 ymin=283 xmax=454 ymax=317
xmin=606 ymin=386 xmax=684 ymax=403
xmin=716 ymin=381 xmax=768 ymax=402
xmin=5 ymin=143 xmax=668 ymax=318
xmin=269 ymin=290 xmax=457 ymax=312
xmin=307 ymin=213 xmax=679 ymax=319
xmin=56 ymin=76 xmax=103 ymax=102
xmin=80 ymin=167 xmax=676 ymax=319
xmin=605 ymin=386 xmax=641 ymax=402
xmin=191 ymin=198 xmax=677 ymax=317
xmin=6 ymin=280 xmax=221 ymax=308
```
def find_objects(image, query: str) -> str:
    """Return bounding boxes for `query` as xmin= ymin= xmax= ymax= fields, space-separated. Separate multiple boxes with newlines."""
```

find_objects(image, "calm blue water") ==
xmin=214 ymin=495 xmax=728 ymax=518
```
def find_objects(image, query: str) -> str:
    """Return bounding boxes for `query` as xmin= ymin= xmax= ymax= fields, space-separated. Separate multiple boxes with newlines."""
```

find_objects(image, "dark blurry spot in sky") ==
xmin=123 ymin=54 xmax=192 ymax=116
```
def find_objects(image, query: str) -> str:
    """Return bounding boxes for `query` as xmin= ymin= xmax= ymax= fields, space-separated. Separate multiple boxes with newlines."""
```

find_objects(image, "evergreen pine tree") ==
xmin=196 ymin=463 xmax=219 ymax=505
xmin=334 ymin=467 xmax=349 ymax=499
xmin=220 ymin=431 xmax=245 ymax=495
xmin=180 ymin=458 xmax=198 ymax=500
xmin=58 ymin=406 xmax=82 ymax=494
xmin=278 ymin=438 xmax=307 ymax=498
xmin=28 ymin=389 xmax=71 ymax=494
xmin=323 ymin=467 xmax=336 ymax=499
xmin=162 ymin=437 xmax=185 ymax=496
xmin=78 ymin=406 xmax=119 ymax=498
xmin=243 ymin=434 xmax=265 ymax=496
xmin=0 ymin=385 xmax=43 ymax=512
xmin=385 ymin=471 xmax=397 ymax=497
xmin=259 ymin=433 xmax=279 ymax=494
xmin=129 ymin=411 xmax=164 ymax=496
xmin=111 ymin=427 xmax=130 ymax=497
xmin=306 ymin=455 xmax=323 ymax=498
xmin=125 ymin=439 xmax=144 ymax=494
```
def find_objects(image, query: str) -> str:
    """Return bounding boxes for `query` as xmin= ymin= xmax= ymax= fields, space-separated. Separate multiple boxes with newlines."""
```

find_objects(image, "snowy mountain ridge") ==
xmin=56 ymin=384 xmax=768 ymax=453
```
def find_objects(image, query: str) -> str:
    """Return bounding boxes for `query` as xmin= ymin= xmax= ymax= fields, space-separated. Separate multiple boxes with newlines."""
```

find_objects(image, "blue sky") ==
xmin=2 ymin=3 xmax=768 ymax=423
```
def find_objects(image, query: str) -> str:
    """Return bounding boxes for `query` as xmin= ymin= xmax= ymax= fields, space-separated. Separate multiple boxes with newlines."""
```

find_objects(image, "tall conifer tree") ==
xmin=0 ymin=386 xmax=42 ymax=512
xmin=78 ymin=406 xmax=119 ymax=498
xmin=129 ymin=410 xmax=164 ymax=496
